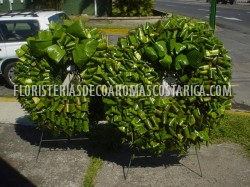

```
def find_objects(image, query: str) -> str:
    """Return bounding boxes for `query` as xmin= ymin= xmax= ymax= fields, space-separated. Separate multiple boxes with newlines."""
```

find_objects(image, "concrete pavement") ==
xmin=0 ymin=101 xmax=35 ymax=126
xmin=1 ymin=122 xmax=250 ymax=187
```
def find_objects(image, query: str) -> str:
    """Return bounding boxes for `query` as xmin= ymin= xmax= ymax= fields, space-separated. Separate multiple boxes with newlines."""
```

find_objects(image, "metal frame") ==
xmin=36 ymin=130 xmax=88 ymax=161
xmin=123 ymin=146 xmax=202 ymax=179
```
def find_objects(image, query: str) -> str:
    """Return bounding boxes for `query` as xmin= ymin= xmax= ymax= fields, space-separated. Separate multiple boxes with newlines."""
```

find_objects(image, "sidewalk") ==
xmin=1 ymin=121 xmax=250 ymax=187
xmin=0 ymin=101 xmax=35 ymax=126
xmin=0 ymin=98 xmax=250 ymax=186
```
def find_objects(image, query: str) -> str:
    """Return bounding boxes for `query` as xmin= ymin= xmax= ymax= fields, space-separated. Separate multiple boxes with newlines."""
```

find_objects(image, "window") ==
xmin=48 ymin=13 xmax=69 ymax=25
xmin=0 ymin=20 xmax=39 ymax=41
xmin=0 ymin=32 xmax=4 ymax=42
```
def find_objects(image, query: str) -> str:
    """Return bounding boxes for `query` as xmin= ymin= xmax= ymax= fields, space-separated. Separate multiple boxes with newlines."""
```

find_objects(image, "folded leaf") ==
xmin=153 ymin=41 xmax=167 ymax=58
xmin=46 ymin=44 xmax=66 ymax=63
xmin=187 ymin=49 xmax=204 ymax=69
xmin=66 ymin=19 xmax=91 ymax=39
xmin=144 ymin=46 xmax=158 ymax=62
xmin=159 ymin=54 xmax=172 ymax=69
xmin=29 ymin=39 xmax=53 ymax=57
xmin=72 ymin=44 xmax=88 ymax=67
xmin=175 ymin=54 xmax=189 ymax=70
xmin=174 ymin=42 xmax=186 ymax=55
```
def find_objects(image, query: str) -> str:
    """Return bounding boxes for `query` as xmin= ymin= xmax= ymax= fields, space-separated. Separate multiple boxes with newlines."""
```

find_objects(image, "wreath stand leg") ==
xmin=36 ymin=130 xmax=88 ymax=161
xmin=36 ymin=130 xmax=44 ymax=161
xmin=123 ymin=146 xmax=203 ymax=179
xmin=123 ymin=154 xmax=135 ymax=180
xmin=123 ymin=153 xmax=158 ymax=180
xmin=195 ymin=146 xmax=202 ymax=177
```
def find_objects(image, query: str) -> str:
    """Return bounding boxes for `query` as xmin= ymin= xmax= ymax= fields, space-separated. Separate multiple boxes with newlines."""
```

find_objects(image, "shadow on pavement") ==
xmin=0 ymin=158 xmax=36 ymax=187
xmin=14 ymin=120 xmax=89 ymax=151
xmin=14 ymin=118 xmax=184 ymax=169
xmin=0 ymin=76 xmax=7 ymax=86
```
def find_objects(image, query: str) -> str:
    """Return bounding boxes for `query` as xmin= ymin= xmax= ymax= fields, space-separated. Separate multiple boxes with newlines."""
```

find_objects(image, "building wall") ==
xmin=0 ymin=0 xmax=95 ymax=15
xmin=63 ymin=0 xmax=94 ymax=15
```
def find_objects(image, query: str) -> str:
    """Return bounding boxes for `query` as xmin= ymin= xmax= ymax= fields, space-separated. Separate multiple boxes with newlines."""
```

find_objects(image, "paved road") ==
xmin=155 ymin=0 xmax=250 ymax=63
xmin=155 ymin=0 xmax=250 ymax=108
xmin=0 ymin=77 xmax=13 ymax=96
xmin=155 ymin=0 xmax=250 ymax=34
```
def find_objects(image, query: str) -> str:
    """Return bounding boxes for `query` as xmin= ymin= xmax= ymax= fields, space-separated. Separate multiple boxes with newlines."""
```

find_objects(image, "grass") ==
xmin=211 ymin=111 xmax=250 ymax=156
xmin=69 ymin=15 xmax=89 ymax=22
xmin=83 ymin=157 xmax=103 ymax=187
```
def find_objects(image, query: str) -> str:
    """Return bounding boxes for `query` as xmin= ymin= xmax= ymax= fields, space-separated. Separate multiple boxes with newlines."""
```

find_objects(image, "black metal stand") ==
xmin=195 ymin=146 xmax=203 ymax=177
xmin=123 ymin=146 xmax=202 ymax=179
xmin=36 ymin=130 xmax=88 ymax=161
xmin=123 ymin=154 xmax=157 ymax=180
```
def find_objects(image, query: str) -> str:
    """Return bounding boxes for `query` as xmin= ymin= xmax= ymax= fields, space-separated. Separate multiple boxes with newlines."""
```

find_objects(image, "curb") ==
xmin=89 ymin=16 xmax=163 ymax=20
xmin=98 ymin=28 xmax=129 ymax=35
xmin=228 ymin=109 xmax=250 ymax=115
xmin=0 ymin=97 xmax=17 ymax=102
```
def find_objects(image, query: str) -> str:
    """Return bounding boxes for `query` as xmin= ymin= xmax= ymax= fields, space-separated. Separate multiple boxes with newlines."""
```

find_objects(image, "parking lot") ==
xmin=0 ymin=77 xmax=14 ymax=97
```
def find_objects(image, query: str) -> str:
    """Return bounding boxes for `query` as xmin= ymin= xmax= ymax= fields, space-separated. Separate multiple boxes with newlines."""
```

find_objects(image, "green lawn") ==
xmin=211 ymin=111 xmax=250 ymax=156
xmin=83 ymin=157 xmax=103 ymax=187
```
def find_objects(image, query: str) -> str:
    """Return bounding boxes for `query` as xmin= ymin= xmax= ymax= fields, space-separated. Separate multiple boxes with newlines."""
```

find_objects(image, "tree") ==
xmin=25 ymin=0 xmax=64 ymax=11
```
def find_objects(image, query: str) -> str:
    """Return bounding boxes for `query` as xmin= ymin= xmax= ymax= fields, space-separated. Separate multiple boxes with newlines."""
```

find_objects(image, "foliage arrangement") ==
xmin=14 ymin=16 xmax=233 ymax=155
xmin=113 ymin=0 xmax=154 ymax=17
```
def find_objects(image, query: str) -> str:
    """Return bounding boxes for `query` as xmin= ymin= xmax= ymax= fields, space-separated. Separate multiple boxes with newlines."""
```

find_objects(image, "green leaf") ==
xmin=159 ymin=129 xmax=172 ymax=140
xmin=174 ymin=42 xmax=186 ymax=55
xmin=46 ymin=44 xmax=66 ymax=63
xmin=29 ymin=39 xmax=53 ymax=57
xmin=73 ymin=39 xmax=98 ymax=67
xmin=169 ymin=39 xmax=176 ymax=55
xmin=187 ymin=49 xmax=204 ymax=69
xmin=198 ymin=131 xmax=209 ymax=141
xmin=180 ymin=74 xmax=188 ymax=83
xmin=138 ymin=28 xmax=149 ymax=43
xmin=153 ymin=41 xmax=167 ymax=58
xmin=103 ymin=98 xmax=116 ymax=105
xmin=128 ymin=35 xmax=139 ymax=47
xmin=37 ymin=30 xmax=53 ymax=40
xmin=144 ymin=46 xmax=158 ymax=62
xmin=175 ymin=54 xmax=189 ymax=70
xmin=73 ymin=44 xmax=88 ymax=67
xmin=16 ymin=48 xmax=25 ymax=57
xmin=81 ymin=39 xmax=99 ymax=58
xmin=66 ymin=19 xmax=91 ymax=39
xmin=159 ymin=54 xmax=172 ymax=69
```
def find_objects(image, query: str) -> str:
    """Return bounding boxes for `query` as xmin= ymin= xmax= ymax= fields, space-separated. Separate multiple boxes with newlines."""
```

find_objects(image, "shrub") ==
xmin=113 ymin=0 xmax=155 ymax=17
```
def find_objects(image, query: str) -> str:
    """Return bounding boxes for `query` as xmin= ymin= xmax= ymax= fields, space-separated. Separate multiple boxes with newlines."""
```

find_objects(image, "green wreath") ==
xmin=14 ymin=16 xmax=233 ymax=155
